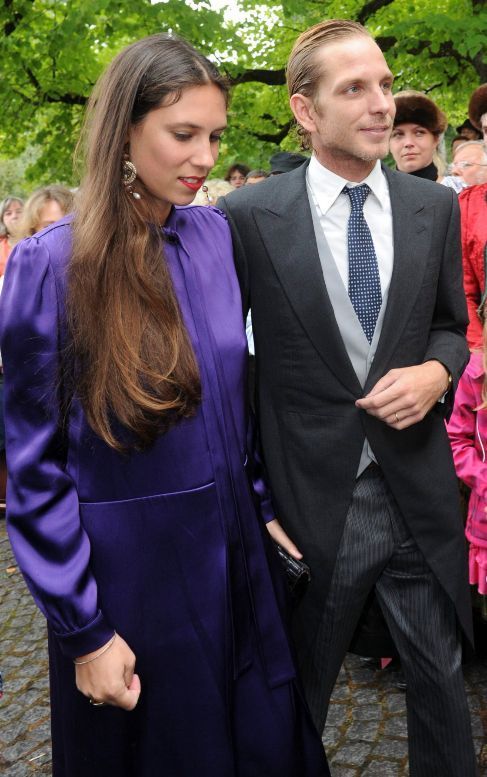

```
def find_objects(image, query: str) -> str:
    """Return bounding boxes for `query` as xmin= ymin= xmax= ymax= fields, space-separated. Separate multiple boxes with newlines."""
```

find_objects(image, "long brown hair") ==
xmin=68 ymin=34 xmax=229 ymax=451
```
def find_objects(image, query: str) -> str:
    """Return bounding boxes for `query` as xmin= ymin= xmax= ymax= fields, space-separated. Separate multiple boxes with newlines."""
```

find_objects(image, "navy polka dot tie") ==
xmin=344 ymin=184 xmax=382 ymax=343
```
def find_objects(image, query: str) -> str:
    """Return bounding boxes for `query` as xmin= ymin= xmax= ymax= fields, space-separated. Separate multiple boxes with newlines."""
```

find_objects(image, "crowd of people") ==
xmin=0 ymin=16 xmax=487 ymax=777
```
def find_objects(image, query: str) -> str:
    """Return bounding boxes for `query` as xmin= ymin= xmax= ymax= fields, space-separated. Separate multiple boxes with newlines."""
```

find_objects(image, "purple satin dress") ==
xmin=0 ymin=206 xmax=329 ymax=777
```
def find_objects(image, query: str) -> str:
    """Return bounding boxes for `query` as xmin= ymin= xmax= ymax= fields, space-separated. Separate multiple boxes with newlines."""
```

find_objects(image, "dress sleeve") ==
xmin=0 ymin=237 xmax=114 ymax=658
xmin=446 ymin=362 xmax=487 ymax=501
xmin=246 ymin=416 xmax=275 ymax=523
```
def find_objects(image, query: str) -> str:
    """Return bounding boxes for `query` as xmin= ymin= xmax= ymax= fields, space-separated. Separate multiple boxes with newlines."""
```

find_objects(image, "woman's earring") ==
xmin=202 ymin=185 xmax=211 ymax=205
xmin=122 ymin=159 xmax=137 ymax=185
xmin=122 ymin=156 xmax=141 ymax=200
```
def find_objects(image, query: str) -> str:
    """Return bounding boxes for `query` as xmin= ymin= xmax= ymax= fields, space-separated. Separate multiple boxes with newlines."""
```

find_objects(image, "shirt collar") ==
xmin=307 ymin=156 xmax=389 ymax=215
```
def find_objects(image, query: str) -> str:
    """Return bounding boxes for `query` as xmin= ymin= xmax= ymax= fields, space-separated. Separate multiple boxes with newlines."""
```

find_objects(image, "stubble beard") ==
xmin=345 ymin=133 xmax=390 ymax=163
xmin=312 ymin=104 xmax=391 ymax=167
xmin=316 ymin=138 xmax=388 ymax=168
xmin=355 ymin=148 xmax=387 ymax=163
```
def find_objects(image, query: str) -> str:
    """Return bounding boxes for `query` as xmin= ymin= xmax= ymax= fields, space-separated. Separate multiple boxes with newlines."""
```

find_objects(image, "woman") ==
xmin=0 ymin=34 xmax=328 ymax=777
xmin=0 ymin=196 xmax=23 ymax=275
xmin=458 ymin=180 xmax=487 ymax=349
xmin=16 ymin=184 xmax=74 ymax=240
xmin=389 ymin=90 xmax=447 ymax=181
xmin=224 ymin=162 xmax=249 ymax=188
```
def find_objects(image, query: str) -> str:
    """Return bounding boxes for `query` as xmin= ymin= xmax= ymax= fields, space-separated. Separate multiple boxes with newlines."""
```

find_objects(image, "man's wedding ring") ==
xmin=394 ymin=412 xmax=400 ymax=423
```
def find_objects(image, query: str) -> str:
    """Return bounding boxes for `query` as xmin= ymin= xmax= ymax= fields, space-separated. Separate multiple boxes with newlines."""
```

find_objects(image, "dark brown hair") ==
xmin=224 ymin=163 xmax=250 ymax=181
xmin=68 ymin=34 xmax=229 ymax=450
xmin=286 ymin=19 xmax=372 ymax=150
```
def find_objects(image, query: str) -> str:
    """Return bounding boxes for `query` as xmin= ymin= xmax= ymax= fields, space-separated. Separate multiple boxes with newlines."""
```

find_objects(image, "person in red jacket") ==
xmin=459 ymin=183 xmax=487 ymax=349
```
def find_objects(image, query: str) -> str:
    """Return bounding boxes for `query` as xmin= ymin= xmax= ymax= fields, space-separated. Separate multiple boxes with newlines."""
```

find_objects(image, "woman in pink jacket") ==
xmin=447 ymin=339 xmax=487 ymax=600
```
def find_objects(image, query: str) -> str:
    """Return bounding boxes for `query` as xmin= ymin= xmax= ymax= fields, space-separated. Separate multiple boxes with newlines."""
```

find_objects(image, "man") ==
xmin=218 ymin=19 xmax=476 ymax=776
xmin=451 ymin=140 xmax=487 ymax=187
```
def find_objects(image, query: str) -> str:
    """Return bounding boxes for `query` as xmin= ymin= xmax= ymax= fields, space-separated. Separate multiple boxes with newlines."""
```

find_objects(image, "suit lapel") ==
xmin=251 ymin=164 xmax=362 ymax=394
xmin=366 ymin=166 xmax=432 ymax=389
xmin=250 ymin=164 xmax=431 ymax=395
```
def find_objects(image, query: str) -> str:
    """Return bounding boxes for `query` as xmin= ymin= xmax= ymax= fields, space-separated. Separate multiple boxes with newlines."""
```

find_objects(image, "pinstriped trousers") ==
xmin=301 ymin=465 xmax=477 ymax=777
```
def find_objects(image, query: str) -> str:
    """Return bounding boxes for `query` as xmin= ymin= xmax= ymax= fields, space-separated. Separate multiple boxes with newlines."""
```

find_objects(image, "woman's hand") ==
xmin=75 ymin=633 xmax=141 ymax=711
xmin=266 ymin=518 xmax=303 ymax=559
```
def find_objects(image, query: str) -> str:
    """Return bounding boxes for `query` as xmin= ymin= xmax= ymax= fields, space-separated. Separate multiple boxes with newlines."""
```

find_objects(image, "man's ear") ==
xmin=290 ymin=93 xmax=318 ymax=134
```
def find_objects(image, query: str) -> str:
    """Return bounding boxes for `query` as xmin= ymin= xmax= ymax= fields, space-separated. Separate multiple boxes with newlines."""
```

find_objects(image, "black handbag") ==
xmin=276 ymin=544 xmax=311 ymax=600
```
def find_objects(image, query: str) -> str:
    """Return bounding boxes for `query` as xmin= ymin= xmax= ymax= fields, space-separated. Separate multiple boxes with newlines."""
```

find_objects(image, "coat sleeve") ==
xmin=459 ymin=189 xmax=484 ymax=350
xmin=212 ymin=203 xmax=274 ymax=521
xmin=0 ymin=236 xmax=114 ymax=658
xmin=216 ymin=197 xmax=250 ymax=318
xmin=446 ymin=361 xmax=487 ymax=501
xmin=423 ymin=188 xmax=469 ymax=417
xmin=212 ymin=203 xmax=275 ymax=522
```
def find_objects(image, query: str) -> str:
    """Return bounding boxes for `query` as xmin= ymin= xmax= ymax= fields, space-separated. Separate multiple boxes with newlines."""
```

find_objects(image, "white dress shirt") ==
xmin=306 ymin=156 xmax=394 ymax=298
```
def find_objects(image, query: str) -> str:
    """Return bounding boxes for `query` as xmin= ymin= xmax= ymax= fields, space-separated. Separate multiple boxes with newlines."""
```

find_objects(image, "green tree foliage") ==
xmin=0 ymin=0 xmax=485 ymax=189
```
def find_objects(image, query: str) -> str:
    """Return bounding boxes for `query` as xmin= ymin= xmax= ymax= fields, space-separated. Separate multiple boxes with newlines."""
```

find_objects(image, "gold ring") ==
xmin=394 ymin=412 xmax=400 ymax=423
xmin=89 ymin=696 xmax=106 ymax=707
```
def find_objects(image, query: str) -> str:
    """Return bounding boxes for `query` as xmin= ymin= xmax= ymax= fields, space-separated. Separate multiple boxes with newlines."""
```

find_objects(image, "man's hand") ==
xmin=355 ymin=360 xmax=450 ymax=430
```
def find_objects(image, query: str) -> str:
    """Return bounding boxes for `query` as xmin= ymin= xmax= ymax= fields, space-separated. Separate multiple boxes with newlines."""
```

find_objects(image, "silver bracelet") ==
xmin=73 ymin=632 xmax=117 ymax=665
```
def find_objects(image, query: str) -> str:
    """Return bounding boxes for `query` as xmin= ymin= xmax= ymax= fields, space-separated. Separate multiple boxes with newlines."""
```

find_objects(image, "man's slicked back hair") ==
xmin=286 ymin=19 xmax=373 ymax=150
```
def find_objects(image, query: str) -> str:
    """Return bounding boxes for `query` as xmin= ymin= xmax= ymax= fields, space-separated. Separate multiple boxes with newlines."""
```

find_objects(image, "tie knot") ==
xmin=344 ymin=183 xmax=370 ymax=212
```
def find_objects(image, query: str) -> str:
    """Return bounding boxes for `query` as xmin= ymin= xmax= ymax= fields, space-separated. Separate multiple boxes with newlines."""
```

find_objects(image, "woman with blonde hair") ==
xmin=389 ymin=91 xmax=447 ymax=180
xmin=16 ymin=184 xmax=74 ymax=239
xmin=0 ymin=32 xmax=328 ymax=777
